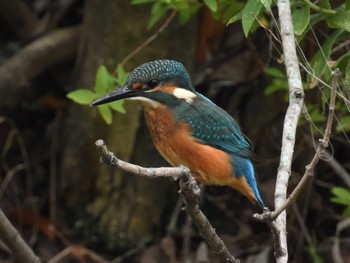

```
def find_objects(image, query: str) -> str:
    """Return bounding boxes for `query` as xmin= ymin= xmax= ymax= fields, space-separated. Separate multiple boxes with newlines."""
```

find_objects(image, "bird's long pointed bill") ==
xmin=90 ymin=86 xmax=139 ymax=106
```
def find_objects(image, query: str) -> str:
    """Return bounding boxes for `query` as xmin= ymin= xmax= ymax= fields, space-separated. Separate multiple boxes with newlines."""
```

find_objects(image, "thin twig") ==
xmin=0 ymin=208 xmax=41 ymax=263
xmin=178 ymin=174 xmax=239 ymax=263
xmin=269 ymin=69 xmax=340 ymax=220
xmin=302 ymin=105 xmax=350 ymax=187
xmin=95 ymin=139 xmax=239 ymax=263
xmin=255 ymin=69 xmax=340 ymax=260
xmin=119 ymin=9 xmax=177 ymax=68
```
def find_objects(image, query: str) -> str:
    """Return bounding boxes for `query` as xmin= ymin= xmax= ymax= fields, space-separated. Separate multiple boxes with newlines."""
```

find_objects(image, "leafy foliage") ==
xmin=331 ymin=187 xmax=350 ymax=217
xmin=264 ymin=67 xmax=289 ymax=95
xmin=67 ymin=65 xmax=128 ymax=124
xmin=307 ymin=246 xmax=324 ymax=263
xmin=69 ymin=0 xmax=350 ymax=127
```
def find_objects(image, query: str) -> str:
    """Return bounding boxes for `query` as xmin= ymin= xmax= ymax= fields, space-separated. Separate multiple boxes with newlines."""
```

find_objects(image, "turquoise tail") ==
xmin=232 ymin=156 xmax=264 ymax=207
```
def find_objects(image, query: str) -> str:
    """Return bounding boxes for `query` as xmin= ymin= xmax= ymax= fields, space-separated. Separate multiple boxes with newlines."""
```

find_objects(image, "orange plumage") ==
xmin=91 ymin=60 xmax=264 ymax=207
xmin=143 ymin=103 xmax=256 ymax=204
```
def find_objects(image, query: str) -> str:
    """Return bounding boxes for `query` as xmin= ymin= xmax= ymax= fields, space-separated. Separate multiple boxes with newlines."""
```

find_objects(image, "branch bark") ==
xmin=269 ymin=69 xmax=340 ymax=220
xmin=0 ymin=26 xmax=80 ymax=110
xmin=274 ymin=0 xmax=305 ymax=261
xmin=95 ymin=139 xmax=239 ymax=263
xmin=254 ymin=2 xmax=340 ymax=261
xmin=0 ymin=208 xmax=41 ymax=263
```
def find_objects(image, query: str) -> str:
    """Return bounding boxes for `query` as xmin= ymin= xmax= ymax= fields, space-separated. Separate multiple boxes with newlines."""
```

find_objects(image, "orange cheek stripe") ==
xmin=131 ymin=83 xmax=143 ymax=90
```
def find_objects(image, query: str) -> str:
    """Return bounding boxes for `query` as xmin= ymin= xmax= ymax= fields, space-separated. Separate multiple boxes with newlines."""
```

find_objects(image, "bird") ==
xmin=91 ymin=59 xmax=264 ymax=208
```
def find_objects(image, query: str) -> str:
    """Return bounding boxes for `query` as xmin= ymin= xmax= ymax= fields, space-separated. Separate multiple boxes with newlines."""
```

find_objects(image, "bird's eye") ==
xmin=147 ymin=79 xmax=159 ymax=88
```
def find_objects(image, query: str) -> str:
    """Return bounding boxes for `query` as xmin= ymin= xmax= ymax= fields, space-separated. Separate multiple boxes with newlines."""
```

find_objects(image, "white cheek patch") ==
xmin=128 ymin=97 xmax=160 ymax=108
xmin=172 ymin=88 xmax=197 ymax=104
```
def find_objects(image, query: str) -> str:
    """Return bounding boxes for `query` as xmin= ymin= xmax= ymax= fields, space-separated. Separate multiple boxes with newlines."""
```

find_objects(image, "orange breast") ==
xmin=143 ymin=104 xmax=233 ymax=185
xmin=143 ymin=104 xmax=257 ymax=204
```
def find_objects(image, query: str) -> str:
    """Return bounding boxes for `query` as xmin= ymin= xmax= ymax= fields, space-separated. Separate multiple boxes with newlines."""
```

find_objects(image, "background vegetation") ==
xmin=0 ymin=0 xmax=349 ymax=262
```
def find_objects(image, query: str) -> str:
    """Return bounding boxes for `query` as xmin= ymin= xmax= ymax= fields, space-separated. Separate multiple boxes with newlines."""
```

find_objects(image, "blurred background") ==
xmin=0 ymin=0 xmax=349 ymax=262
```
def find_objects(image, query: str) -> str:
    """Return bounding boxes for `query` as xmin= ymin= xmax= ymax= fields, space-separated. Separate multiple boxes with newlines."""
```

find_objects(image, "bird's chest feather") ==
xmin=143 ymin=105 xmax=233 ymax=185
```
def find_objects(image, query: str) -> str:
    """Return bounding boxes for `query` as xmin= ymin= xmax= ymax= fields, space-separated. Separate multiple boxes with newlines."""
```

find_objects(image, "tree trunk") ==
xmin=60 ymin=0 xmax=197 ymax=249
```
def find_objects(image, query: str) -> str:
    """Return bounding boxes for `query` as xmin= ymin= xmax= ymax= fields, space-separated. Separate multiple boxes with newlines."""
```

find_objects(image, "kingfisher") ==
xmin=91 ymin=60 xmax=264 ymax=208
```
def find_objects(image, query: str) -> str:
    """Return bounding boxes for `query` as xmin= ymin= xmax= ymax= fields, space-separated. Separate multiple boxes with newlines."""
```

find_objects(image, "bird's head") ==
xmin=91 ymin=60 xmax=197 ymax=108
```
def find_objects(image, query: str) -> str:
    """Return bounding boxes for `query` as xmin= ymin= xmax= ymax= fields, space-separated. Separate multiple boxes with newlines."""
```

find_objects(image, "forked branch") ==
xmin=95 ymin=139 xmax=239 ymax=263
xmin=254 ymin=69 xmax=340 ymax=259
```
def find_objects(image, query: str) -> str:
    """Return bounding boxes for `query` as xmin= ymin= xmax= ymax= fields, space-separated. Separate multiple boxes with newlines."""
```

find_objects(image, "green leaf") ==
xmin=309 ymin=108 xmax=326 ymax=123
xmin=343 ymin=207 xmax=350 ymax=217
xmin=331 ymin=187 xmax=350 ymax=205
xmin=332 ymin=51 xmax=350 ymax=84
xmin=178 ymin=4 xmax=201 ymax=24
xmin=265 ymin=67 xmax=286 ymax=78
xmin=116 ymin=64 xmax=128 ymax=86
xmin=203 ymin=0 xmax=217 ymax=12
xmin=148 ymin=2 xmax=168 ymax=29
xmin=308 ymin=247 xmax=324 ymax=263
xmin=328 ymin=10 xmax=350 ymax=32
xmin=109 ymin=100 xmax=126 ymax=114
xmin=95 ymin=65 xmax=115 ymax=94
xmin=242 ymin=0 xmax=263 ymax=37
xmin=227 ymin=9 xmax=243 ymax=25
xmin=319 ymin=0 xmax=332 ymax=9
xmin=260 ymin=0 xmax=272 ymax=11
xmin=309 ymin=29 xmax=343 ymax=88
xmin=345 ymin=55 xmax=350 ymax=83
xmin=292 ymin=1 xmax=310 ymax=35
xmin=98 ymin=104 xmax=113 ymax=124
xmin=347 ymin=0 xmax=350 ymax=9
xmin=66 ymin=89 xmax=96 ymax=105
xmin=336 ymin=115 xmax=350 ymax=132
xmin=223 ymin=2 xmax=244 ymax=23
xmin=265 ymin=79 xmax=289 ymax=94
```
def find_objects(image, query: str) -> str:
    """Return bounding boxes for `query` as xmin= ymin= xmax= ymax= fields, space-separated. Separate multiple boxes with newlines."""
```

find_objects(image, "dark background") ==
xmin=0 ymin=0 xmax=349 ymax=262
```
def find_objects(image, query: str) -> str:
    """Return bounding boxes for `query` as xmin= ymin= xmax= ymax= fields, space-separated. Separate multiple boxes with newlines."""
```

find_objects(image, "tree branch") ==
xmin=273 ymin=0 xmax=305 ymax=261
xmin=269 ymin=69 xmax=340 ymax=220
xmin=0 ymin=208 xmax=41 ymax=263
xmin=0 ymin=26 xmax=80 ymax=110
xmin=255 ymin=71 xmax=340 ymax=263
xmin=95 ymin=139 xmax=239 ymax=263
xmin=119 ymin=9 xmax=177 ymax=68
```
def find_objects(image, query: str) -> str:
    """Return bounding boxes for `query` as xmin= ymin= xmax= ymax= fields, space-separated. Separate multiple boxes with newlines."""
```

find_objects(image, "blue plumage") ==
xmin=169 ymin=92 xmax=265 ymax=207
xmin=232 ymin=156 xmax=264 ymax=207
xmin=91 ymin=59 xmax=265 ymax=207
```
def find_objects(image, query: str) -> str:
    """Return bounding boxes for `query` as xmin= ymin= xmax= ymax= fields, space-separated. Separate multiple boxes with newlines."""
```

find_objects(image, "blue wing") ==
xmin=173 ymin=93 xmax=253 ymax=158
xmin=171 ymin=93 xmax=264 ymax=207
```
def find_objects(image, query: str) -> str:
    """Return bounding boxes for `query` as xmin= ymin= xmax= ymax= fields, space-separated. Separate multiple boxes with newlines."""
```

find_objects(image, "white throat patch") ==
xmin=172 ymin=88 xmax=196 ymax=104
xmin=128 ymin=97 xmax=160 ymax=108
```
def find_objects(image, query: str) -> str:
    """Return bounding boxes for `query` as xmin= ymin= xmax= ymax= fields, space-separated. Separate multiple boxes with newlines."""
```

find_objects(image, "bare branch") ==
xmin=179 ymin=174 xmax=239 ymax=263
xmin=119 ymin=9 xmax=177 ymax=68
xmin=95 ymin=139 xmax=187 ymax=180
xmin=270 ymin=69 xmax=340 ymax=220
xmin=267 ymin=0 xmax=306 ymax=261
xmin=255 ymin=69 xmax=340 ymax=262
xmin=0 ymin=208 xmax=41 ymax=263
xmin=276 ymin=3 xmax=304 ymax=210
xmin=0 ymin=26 xmax=80 ymax=110
xmin=95 ymin=139 xmax=239 ymax=263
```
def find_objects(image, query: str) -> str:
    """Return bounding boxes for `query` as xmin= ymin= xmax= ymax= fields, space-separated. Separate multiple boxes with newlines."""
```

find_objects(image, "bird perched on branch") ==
xmin=91 ymin=60 xmax=264 ymax=208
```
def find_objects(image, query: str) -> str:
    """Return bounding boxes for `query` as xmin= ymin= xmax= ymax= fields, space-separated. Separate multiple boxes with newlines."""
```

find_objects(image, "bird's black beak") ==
xmin=90 ymin=85 xmax=140 ymax=106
